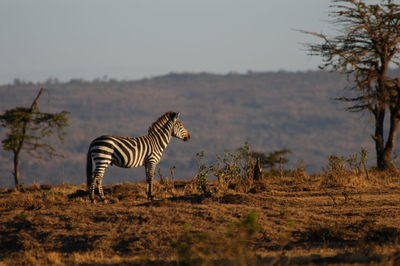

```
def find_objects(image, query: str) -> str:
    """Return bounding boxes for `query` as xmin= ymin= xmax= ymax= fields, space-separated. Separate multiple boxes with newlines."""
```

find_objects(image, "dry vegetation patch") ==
xmin=0 ymin=175 xmax=399 ymax=265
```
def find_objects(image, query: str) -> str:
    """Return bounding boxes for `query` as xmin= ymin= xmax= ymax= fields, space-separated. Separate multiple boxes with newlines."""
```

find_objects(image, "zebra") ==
xmin=86 ymin=111 xmax=190 ymax=202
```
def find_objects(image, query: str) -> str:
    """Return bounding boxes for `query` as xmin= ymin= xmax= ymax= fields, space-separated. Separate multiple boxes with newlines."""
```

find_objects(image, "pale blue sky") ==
xmin=0 ymin=0 xmax=336 ymax=84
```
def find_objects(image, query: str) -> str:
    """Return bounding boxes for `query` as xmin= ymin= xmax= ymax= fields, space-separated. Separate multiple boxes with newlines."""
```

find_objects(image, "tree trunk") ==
xmin=373 ymin=105 xmax=400 ymax=171
xmin=382 ymin=107 xmax=400 ymax=170
xmin=373 ymin=107 xmax=386 ymax=170
xmin=13 ymin=150 xmax=21 ymax=190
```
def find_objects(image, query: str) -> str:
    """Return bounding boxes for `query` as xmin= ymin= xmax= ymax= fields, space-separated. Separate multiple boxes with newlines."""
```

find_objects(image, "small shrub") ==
xmin=211 ymin=143 xmax=256 ymax=193
xmin=158 ymin=166 xmax=177 ymax=198
xmin=321 ymin=149 xmax=371 ymax=187
xmin=194 ymin=152 xmax=211 ymax=194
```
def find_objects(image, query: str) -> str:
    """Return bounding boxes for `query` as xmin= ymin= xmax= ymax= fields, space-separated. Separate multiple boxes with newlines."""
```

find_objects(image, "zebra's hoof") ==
xmin=147 ymin=195 xmax=154 ymax=201
xmin=101 ymin=199 xmax=108 ymax=204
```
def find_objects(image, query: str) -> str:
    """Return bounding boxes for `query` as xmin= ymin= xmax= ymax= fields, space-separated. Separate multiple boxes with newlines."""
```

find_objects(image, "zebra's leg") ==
xmin=145 ymin=162 xmax=156 ymax=200
xmin=90 ymin=159 xmax=110 ymax=203
xmin=97 ymin=176 xmax=107 ymax=202
xmin=89 ymin=176 xmax=99 ymax=203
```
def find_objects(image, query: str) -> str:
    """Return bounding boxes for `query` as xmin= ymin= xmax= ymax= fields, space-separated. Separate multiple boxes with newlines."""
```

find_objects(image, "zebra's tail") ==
xmin=86 ymin=147 xmax=93 ymax=189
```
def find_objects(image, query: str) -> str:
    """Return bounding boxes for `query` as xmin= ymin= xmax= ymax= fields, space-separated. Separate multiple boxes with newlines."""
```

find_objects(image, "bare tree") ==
xmin=301 ymin=0 xmax=400 ymax=170
xmin=0 ymin=88 xmax=69 ymax=189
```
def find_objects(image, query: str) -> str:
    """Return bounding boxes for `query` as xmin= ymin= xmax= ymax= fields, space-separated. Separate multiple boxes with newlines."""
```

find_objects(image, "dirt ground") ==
xmin=0 ymin=175 xmax=399 ymax=265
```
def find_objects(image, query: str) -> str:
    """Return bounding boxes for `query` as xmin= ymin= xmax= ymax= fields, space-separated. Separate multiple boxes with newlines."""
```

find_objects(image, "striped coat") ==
xmin=86 ymin=111 xmax=190 ymax=201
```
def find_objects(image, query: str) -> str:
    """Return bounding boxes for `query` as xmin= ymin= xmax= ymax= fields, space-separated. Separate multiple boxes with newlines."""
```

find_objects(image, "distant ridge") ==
xmin=1 ymin=69 xmax=400 ymax=187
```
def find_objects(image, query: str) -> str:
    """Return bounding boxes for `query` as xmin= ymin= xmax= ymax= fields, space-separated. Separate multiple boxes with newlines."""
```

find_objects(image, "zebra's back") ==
xmin=90 ymin=135 xmax=149 ymax=168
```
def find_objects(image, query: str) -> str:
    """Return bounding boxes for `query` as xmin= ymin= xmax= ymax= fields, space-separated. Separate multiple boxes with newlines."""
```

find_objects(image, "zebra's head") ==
xmin=148 ymin=111 xmax=190 ymax=141
xmin=171 ymin=112 xmax=190 ymax=141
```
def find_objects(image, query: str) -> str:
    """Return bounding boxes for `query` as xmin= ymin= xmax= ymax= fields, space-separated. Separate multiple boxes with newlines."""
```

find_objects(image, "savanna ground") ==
xmin=0 ymin=164 xmax=400 ymax=266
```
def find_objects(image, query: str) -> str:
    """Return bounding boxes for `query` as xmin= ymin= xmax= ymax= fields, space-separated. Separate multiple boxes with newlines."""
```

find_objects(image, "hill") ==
xmin=0 ymin=174 xmax=399 ymax=265
xmin=1 ymin=70 xmax=399 ymax=187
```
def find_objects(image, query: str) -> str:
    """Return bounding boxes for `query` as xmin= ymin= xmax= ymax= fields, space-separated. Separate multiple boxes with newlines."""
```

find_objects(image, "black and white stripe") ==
xmin=86 ymin=111 xmax=190 ymax=201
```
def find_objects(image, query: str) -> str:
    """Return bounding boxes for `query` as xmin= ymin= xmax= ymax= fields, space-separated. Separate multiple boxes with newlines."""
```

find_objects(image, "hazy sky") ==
xmin=0 ymin=0 xmax=337 ymax=84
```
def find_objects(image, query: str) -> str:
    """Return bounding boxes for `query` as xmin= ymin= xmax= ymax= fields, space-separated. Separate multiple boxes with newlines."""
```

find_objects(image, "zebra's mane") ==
xmin=148 ymin=111 xmax=177 ymax=134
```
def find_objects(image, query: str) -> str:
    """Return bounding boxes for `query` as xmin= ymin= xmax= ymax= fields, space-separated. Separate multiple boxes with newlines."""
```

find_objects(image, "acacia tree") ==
xmin=0 ymin=88 xmax=69 ymax=189
xmin=302 ymin=0 xmax=400 ymax=170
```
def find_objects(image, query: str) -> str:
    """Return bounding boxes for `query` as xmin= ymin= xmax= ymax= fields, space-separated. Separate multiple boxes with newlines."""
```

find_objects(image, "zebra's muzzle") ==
xmin=183 ymin=133 xmax=190 ymax=141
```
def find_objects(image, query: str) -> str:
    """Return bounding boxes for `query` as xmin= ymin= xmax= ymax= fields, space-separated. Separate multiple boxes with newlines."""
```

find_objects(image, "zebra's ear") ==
xmin=176 ymin=112 xmax=181 ymax=120
xmin=171 ymin=112 xmax=180 ymax=121
xmin=169 ymin=112 xmax=179 ymax=121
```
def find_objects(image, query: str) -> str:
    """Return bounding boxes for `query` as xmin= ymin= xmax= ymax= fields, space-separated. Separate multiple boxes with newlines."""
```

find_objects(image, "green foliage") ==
xmin=0 ymin=107 xmax=69 ymax=157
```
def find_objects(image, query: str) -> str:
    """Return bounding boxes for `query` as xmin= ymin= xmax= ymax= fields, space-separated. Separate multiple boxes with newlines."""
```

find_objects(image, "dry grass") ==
xmin=0 ymin=172 xmax=400 ymax=265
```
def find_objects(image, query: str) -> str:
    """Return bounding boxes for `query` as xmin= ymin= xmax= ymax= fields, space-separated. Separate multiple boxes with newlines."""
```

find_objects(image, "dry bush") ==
xmin=207 ymin=144 xmax=260 ymax=194
xmin=284 ymin=161 xmax=314 ymax=188
xmin=320 ymin=150 xmax=375 ymax=188
xmin=156 ymin=166 xmax=181 ymax=199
